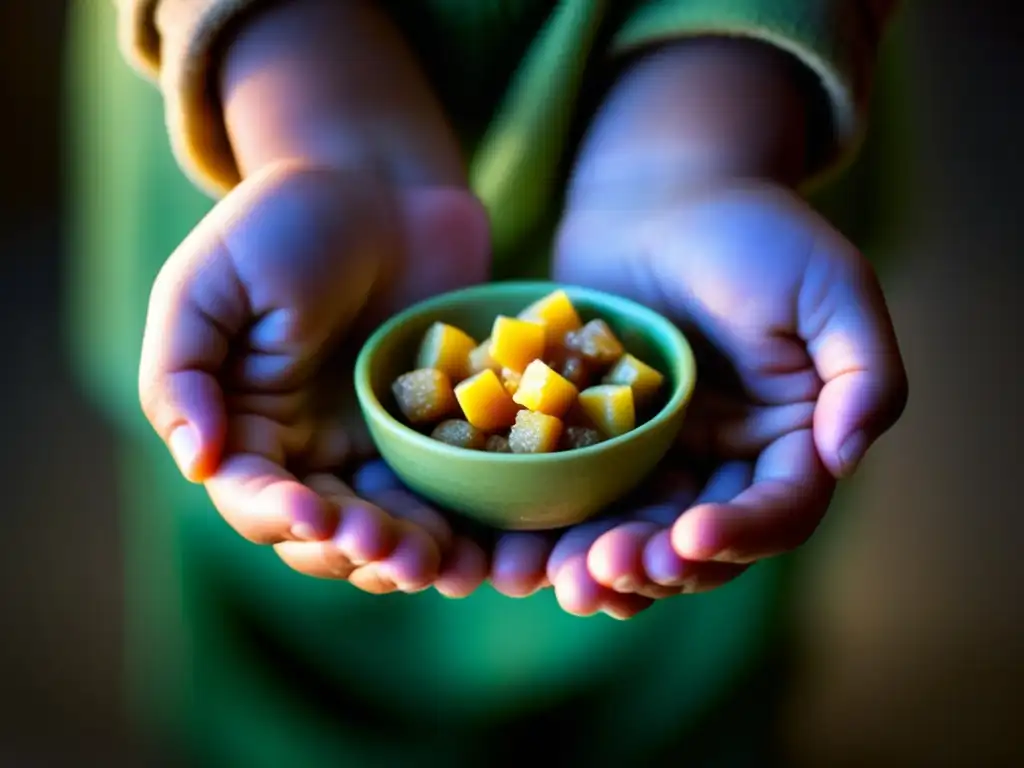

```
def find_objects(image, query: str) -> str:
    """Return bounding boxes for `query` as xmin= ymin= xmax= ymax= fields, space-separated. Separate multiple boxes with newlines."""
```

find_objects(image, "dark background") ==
xmin=1 ymin=2 xmax=1022 ymax=765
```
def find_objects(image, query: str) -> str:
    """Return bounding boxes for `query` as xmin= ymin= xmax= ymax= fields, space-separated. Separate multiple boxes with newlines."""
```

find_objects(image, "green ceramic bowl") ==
xmin=354 ymin=282 xmax=696 ymax=530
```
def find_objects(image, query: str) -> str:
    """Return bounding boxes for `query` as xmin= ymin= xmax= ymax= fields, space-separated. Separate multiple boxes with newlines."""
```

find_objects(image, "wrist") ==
xmin=565 ymin=38 xmax=813 ymax=213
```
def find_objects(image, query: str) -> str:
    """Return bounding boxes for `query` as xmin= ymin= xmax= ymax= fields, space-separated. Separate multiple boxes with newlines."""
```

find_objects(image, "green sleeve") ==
xmin=611 ymin=0 xmax=900 ymax=187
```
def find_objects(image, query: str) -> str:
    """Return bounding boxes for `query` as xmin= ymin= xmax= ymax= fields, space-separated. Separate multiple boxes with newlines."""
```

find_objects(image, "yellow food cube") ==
xmin=392 ymin=369 xmax=458 ymax=425
xmin=564 ymin=319 xmax=625 ymax=368
xmin=501 ymin=367 xmax=522 ymax=396
xmin=577 ymin=384 xmax=636 ymax=438
xmin=467 ymin=339 xmax=500 ymax=376
xmin=508 ymin=410 xmax=564 ymax=454
xmin=485 ymin=434 xmax=511 ymax=453
xmin=512 ymin=360 xmax=579 ymax=418
xmin=416 ymin=322 xmax=477 ymax=381
xmin=430 ymin=419 xmax=488 ymax=450
xmin=454 ymin=369 xmax=521 ymax=431
xmin=518 ymin=289 xmax=583 ymax=344
xmin=603 ymin=353 xmax=665 ymax=404
xmin=488 ymin=316 xmax=545 ymax=373
xmin=560 ymin=426 xmax=604 ymax=451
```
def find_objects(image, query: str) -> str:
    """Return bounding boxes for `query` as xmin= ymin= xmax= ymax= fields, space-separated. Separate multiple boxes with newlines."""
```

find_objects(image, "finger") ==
xmin=492 ymin=532 xmax=555 ymax=597
xmin=546 ymin=517 xmax=622 ymax=584
xmin=435 ymin=536 xmax=489 ymax=599
xmin=800 ymin=245 xmax=909 ymax=477
xmin=587 ymin=521 xmax=661 ymax=592
xmin=600 ymin=592 xmax=656 ymax=620
xmin=679 ymin=392 xmax=815 ymax=458
xmin=672 ymin=430 xmax=833 ymax=564
xmin=552 ymin=555 xmax=609 ymax=617
xmin=639 ymin=461 xmax=752 ymax=586
xmin=354 ymin=461 xmax=454 ymax=553
xmin=349 ymin=521 xmax=442 ymax=593
xmin=304 ymin=473 xmax=398 ymax=564
xmin=206 ymin=454 xmax=338 ymax=544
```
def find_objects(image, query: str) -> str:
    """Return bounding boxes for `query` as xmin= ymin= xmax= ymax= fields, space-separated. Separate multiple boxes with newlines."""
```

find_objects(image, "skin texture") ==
xmin=137 ymin=0 xmax=908 ymax=615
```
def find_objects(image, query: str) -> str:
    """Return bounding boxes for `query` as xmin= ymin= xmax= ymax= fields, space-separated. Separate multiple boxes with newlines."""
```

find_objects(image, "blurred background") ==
xmin=1 ymin=2 xmax=1021 ymax=765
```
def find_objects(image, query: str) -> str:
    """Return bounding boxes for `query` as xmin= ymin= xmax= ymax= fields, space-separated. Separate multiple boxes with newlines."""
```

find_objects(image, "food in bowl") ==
xmin=389 ymin=290 xmax=666 ymax=454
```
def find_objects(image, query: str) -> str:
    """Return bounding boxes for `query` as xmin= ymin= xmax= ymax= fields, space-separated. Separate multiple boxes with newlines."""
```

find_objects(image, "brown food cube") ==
xmin=416 ymin=322 xmax=477 ymax=382
xmin=430 ymin=419 xmax=488 ymax=450
xmin=564 ymin=319 xmax=625 ymax=369
xmin=508 ymin=410 xmax=564 ymax=454
xmin=560 ymin=426 xmax=604 ymax=451
xmin=557 ymin=354 xmax=592 ymax=389
xmin=392 ymin=368 xmax=458 ymax=425
xmin=485 ymin=434 xmax=512 ymax=453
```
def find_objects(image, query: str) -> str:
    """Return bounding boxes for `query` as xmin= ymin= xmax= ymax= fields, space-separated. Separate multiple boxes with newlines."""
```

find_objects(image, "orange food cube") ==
xmin=512 ymin=360 xmax=579 ymax=418
xmin=416 ymin=322 xmax=477 ymax=381
xmin=467 ymin=339 xmax=501 ymax=376
xmin=577 ymin=384 xmax=635 ymax=438
xmin=560 ymin=426 xmax=604 ymax=451
xmin=430 ymin=419 xmax=488 ymax=450
xmin=485 ymin=434 xmax=511 ymax=453
xmin=564 ymin=319 xmax=625 ymax=368
xmin=518 ymin=289 xmax=583 ymax=344
xmin=508 ymin=410 xmax=564 ymax=454
xmin=392 ymin=369 xmax=458 ymax=425
xmin=603 ymin=353 xmax=665 ymax=404
xmin=500 ymin=367 xmax=522 ymax=396
xmin=488 ymin=316 xmax=545 ymax=373
xmin=454 ymin=369 xmax=520 ymax=431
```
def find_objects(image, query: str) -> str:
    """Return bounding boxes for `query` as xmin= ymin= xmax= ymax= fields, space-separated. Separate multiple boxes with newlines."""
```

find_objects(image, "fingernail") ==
xmin=290 ymin=522 xmax=319 ymax=542
xmin=169 ymin=424 xmax=199 ymax=478
xmin=612 ymin=576 xmax=640 ymax=593
xmin=838 ymin=431 xmax=868 ymax=477
xmin=602 ymin=606 xmax=631 ymax=620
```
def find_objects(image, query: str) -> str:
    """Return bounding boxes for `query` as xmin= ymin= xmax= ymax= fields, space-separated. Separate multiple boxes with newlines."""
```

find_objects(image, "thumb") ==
xmin=138 ymin=197 xmax=250 ymax=482
xmin=800 ymin=240 xmax=909 ymax=478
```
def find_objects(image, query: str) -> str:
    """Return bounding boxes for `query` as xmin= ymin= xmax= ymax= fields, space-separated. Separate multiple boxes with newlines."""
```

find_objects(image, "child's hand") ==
xmin=139 ymin=162 xmax=492 ymax=596
xmin=488 ymin=40 xmax=908 ymax=618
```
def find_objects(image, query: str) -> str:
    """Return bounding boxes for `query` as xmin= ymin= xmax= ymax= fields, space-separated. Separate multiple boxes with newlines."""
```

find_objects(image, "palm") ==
xmin=479 ymin=184 xmax=849 ymax=617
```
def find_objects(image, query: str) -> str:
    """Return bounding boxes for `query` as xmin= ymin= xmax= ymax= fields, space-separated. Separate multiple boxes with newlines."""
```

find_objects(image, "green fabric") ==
xmin=66 ymin=1 xmax=905 ymax=765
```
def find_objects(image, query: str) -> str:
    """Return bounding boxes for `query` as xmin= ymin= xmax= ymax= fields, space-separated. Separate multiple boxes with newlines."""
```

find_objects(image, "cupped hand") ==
xmin=139 ymin=162 xmax=492 ymax=596
xmin=487 ymin=181 xmax=908 ymax=617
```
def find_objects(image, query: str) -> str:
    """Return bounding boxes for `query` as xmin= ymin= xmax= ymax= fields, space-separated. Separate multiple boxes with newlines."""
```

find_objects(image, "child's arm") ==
xmin=123 ymin=0 xmax=491 ymax=593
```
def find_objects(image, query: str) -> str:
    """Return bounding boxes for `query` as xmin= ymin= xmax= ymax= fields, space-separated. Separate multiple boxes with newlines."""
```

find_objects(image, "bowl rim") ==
xmin=354 ymin=281 xmax=697 ymax=464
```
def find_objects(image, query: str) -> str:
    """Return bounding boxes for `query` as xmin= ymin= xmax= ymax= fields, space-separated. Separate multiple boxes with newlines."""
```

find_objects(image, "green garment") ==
xmin=67 ymin=1 xmax=907 ymax=765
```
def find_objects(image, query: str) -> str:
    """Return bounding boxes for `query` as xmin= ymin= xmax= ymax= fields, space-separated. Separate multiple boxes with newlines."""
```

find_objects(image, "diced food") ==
xmin=603 ymin=353 xmax=665 ymax=405
xmin=577 ymin=384 xmax=636 ymax=438
xmin=552 ymin=352 xmax=591 ymax=390
xmin=389 ymin=289 xmax=668 ymax=451
xmin=431 ymin=419 xmax=488 ymax=450
xmin=392 ymin=369 xmax=458 ymax=425
xmin=416 ymin=322 xmax=476 ymax=381
xmin=518 ymin=289 xmax=583 ymax=344
xmin=489 ymin=316 xmax=545 ymax=372
xmin=454 ymin=370 xmax=520 ymax=432
xmin=508 ymin=410 xmax=564 ymax=454
xmin=500 ymin=367 xmax=522 ymax=396
xmin=467 ymin=339 xmax=500 ymax=376
xmin=485 ymin=434 xmax=512 ymax=453
xmin=564 ymin=319 xmax=625 ymax=368
xmin=560 ymin=426 xmax=603 ymax=451
xmin=512 ymin=360 xmax=578 ymax=418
